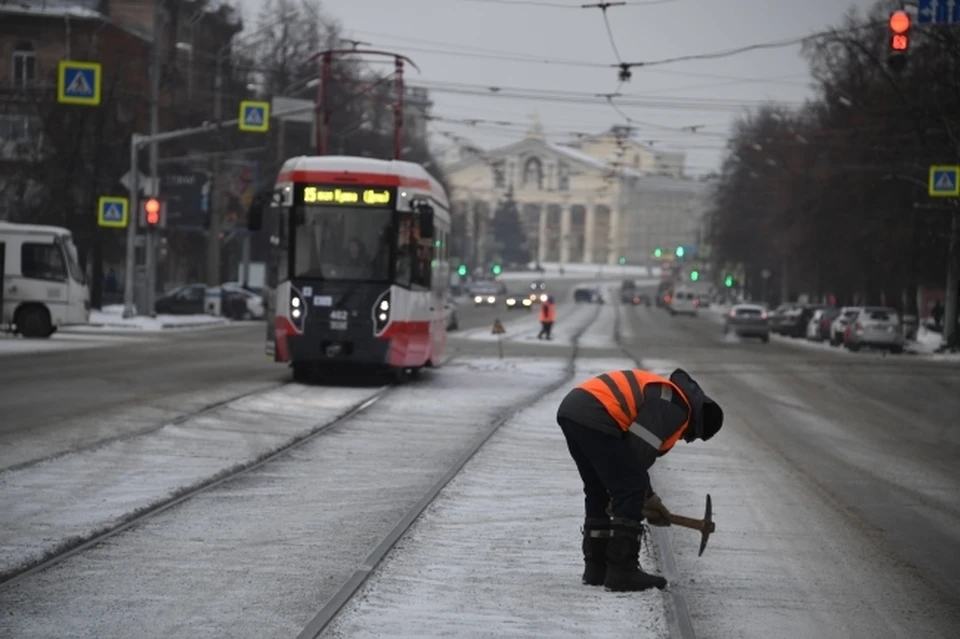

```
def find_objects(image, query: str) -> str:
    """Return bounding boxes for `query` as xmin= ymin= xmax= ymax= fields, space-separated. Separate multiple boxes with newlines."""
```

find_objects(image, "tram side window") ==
xmin=21 ymin=242 xmax=66 ymax=281
xmin=411 ymin=219 xmax=432 ymax=289
xmin=395 ymin=213 xmax=411 ymax=286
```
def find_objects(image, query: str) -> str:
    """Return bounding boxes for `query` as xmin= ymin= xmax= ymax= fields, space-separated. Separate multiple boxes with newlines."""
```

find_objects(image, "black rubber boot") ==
xmin=604 ymin=517 xmax=668 ymax=592
xmin=581 ymin=517 xmax=612 ymax=586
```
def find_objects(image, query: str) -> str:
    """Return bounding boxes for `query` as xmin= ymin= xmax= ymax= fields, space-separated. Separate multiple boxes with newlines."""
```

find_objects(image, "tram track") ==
xmin=0 ymin=380 xmax=291 ymax=475
xmin=615 ymin=301 xmax=697 ymax=639
xmin=1 ymin=303 xmax=606 ymax=635
xmin=295 ymin=304 xmax=603 ymax=639
xmin=0 ymin=379 xmax=395 ymax=589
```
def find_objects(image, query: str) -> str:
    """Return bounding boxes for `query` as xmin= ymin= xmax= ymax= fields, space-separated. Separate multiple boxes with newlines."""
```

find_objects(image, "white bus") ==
xmin=1 ymin=221 xmax=90 ymax=338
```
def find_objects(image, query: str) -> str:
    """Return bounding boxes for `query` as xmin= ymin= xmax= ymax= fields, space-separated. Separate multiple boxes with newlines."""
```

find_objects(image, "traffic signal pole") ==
xmin=120 ymin=102 xmax=318 ymax=317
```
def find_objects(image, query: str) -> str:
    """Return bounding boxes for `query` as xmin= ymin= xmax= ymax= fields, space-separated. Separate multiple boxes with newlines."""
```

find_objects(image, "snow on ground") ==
xmin=0 ymin=383 xmax=384 ymax=578
xmin=0 ymin=358 xmax=573 ymax=639
xmin=0 ymin=332 xmax=152 ymax=356
xmin=576 ymin=287 xmax=621 ymax=350
xmin=325 ymin=357 xmax=668 ymax=639
xmin=499 ymin=262 xmax=658 ymax=280
xmin=85 ymin=307 xmax=228 ymax=330
xmin=458 ymin=303 xmax=598 ymax=346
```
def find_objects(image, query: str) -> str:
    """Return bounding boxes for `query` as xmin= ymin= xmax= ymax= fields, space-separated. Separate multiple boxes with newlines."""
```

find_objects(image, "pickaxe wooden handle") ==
xmin=643 ymin=494 xmax=715 ymax=557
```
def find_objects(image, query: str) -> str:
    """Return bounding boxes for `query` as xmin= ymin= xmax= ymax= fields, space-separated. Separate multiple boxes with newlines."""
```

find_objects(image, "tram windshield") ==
xmin=293 ymin=205 xmax=393 ymax=281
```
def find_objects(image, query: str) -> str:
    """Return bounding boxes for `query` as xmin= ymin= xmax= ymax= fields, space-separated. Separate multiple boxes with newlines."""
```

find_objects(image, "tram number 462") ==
xmin=329 ymin=309 xmax=348 ymax=330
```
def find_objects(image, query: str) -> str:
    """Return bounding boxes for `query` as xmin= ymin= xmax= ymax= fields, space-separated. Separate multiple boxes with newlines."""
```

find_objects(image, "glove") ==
xmin=643 ymin=493 xmax=672 ymax=527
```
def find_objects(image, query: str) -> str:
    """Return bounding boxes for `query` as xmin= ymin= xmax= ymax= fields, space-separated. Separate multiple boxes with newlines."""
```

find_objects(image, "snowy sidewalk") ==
xmin=325 ymin=357 xmax=669 ymax=639
xmin=81 ymin=305 xmax=230 ymax=331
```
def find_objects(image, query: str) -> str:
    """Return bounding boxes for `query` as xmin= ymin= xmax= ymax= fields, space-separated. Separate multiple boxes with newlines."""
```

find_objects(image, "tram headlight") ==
xmin=289 ymin=288 xmax=306 ymax=331
xmin=373 ymin=289 xmax=391 ymax=336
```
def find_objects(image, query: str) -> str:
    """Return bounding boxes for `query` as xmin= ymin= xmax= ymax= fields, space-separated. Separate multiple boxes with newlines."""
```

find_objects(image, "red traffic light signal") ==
xmin=889 ymin=10 xmax=909 ymax=52
xmin=889 ymin=10 xmax=909 ymax=34
xmin=144 ymin=198 xmax=160 ymax=225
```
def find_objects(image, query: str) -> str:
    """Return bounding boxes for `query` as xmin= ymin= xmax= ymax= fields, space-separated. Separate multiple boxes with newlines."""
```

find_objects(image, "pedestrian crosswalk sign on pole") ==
xmin=58 ymin=61 xmax=101 ymax=106
xmin=239 ymin=101 xmax=270 ymax=133
xmin=97 ymin=196 xmax=129 ymax=228
xmin=492 ymin=318 xmax=506 ymax=334
xmin=929 ymin=165 xmax=960 ymax=197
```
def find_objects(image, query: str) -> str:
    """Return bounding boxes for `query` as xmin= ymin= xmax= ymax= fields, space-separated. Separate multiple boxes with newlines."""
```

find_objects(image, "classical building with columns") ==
xmin=442 ymin=122 xmax=710 ymax=266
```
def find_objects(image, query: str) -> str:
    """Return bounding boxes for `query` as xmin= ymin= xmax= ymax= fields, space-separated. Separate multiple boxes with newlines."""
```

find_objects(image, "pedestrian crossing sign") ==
xmin=57 ymin=61 xmax=101 ymax=106
xmin=97 ymin=196 xmax=129 ymax=228
xmin=239 ymin=100 xmax=270 ymax=133
xmin=929 ymin=165 xmax=959 ymax=197
xmin=492 ymin=318 xmax=506 ymax=335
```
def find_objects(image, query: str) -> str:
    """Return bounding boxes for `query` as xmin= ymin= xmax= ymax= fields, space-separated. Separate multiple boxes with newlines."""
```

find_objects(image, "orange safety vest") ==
xmin=576 ymin=370 xmax=691 ymax=453
xmin=540 ymin=301 xmax=555 ymax=322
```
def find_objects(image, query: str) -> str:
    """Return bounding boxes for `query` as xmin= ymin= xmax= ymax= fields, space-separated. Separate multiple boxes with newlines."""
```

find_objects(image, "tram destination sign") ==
xmin=297 ymin=185 xmax=395 ymax=207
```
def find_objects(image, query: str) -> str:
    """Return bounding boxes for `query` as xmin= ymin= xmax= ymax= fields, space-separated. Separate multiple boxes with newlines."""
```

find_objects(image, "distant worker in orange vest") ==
xmin=556 ymin=367 xmax=724 ymax=592
xmin=537 ymin=295 xmax=556 ymax=340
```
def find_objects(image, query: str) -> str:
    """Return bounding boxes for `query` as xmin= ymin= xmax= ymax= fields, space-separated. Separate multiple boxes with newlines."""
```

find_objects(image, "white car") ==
xmin=222 ymin=283 xmax=265 ymax=320
xmin=668 ymin=289 xmax=698 ymax=316
xmin=829 ymin=306 xmax=862 ymax=346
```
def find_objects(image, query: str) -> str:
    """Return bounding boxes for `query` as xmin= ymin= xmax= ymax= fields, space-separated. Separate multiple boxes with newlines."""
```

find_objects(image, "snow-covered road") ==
xmin=0 ymin=358 xmax=575 ymax=639
xmin=324 ymin=357 xmax=668 ymax=638
xmin=0 ymin=383 xmax=384 ymax=579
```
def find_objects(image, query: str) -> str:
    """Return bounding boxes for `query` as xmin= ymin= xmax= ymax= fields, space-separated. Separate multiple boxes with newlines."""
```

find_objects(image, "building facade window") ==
xmin=13 ymin=42 xmax=36 ymax=87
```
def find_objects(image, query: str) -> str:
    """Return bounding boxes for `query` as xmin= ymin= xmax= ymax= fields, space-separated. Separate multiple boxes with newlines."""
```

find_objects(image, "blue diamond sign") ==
xmin=239 ymin=100 xmax=270 ymax=133
xmin=98 ymin=196 xmax=129 ymax=228
xmin=929 ymin=166 xmax=960 ymax=197
xmin=58 ymin=61 xmax=101 ymax=106
xmin=917 ymin=0 xmax=960 ymax=24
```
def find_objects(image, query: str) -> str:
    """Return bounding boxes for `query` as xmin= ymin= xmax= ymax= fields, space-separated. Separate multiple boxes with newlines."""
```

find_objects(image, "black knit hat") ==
xmin=668 ymin=368 xmax=724 ymax=442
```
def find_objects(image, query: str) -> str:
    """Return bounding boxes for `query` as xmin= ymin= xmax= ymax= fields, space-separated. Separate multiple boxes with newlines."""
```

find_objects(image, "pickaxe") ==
xmin=643 ymin=494 xmax=716 ymax=557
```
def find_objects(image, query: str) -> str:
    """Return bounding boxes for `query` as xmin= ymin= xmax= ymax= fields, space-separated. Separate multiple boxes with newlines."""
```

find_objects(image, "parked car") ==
xmin=667 ymin=288 xmax=698 ymax=316
xmin=724 ymin=303 xmax=770 ymax=342
xmin=574 ymin=285 xmax=604 ymax=303
xmin=154 ymin=284 xmax=206 ymax=315
xmin=769 ymin=303 xmax=801 ymax=334
xmin=806 ymin=307 xmax=839 ymax=341
xmin=844 ymin=306 xmax=904 ymax=353
xmin=829 ymin=306 xmax=862 ymax=346
xmin=221 ymin=284 xmax=264 ymax=320
xmin=444 ymin=297 xmax=459 ymax=330
xmin=504 ymin=292 xmax=534 ymax=311
xmin=778 ymin=304 xmax=824 ymax=338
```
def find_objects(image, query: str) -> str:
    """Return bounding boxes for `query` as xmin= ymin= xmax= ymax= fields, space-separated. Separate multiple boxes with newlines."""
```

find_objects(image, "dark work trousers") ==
xmin=538 ymin=321 xmax=554 ymax=340
xmin=558 ymin=416 xmax=649 ymax=521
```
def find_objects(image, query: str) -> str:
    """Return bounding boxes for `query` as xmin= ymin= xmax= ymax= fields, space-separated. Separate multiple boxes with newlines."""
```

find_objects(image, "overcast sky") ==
xmin=236 ymin=0 xmax=876 ymax=175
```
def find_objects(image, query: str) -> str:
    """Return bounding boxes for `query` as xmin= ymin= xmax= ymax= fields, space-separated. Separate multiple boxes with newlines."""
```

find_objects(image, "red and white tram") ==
xmin=250 ymin=156 xmax=451 ymax=381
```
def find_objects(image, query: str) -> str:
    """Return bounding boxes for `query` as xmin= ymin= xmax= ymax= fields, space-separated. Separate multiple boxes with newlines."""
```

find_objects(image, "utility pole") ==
xmin=207 ymin=50 xmax=224 ymax=288
xmin=145 ymin=0 xmax=162 ymax=316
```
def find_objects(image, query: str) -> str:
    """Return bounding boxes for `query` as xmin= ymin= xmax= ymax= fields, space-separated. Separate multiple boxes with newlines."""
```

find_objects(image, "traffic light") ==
xmin=724 ymin=275 xmax=734 ymax=288
xmin=653 ymin=248 xmax=662 ymax=258
xmin=457 ymin=264 xmax=467 ymax=277
xmin=675 ymin=246 xmax=685 ymax=258
xmin=690 ymin=270 xmax=699 ymax=282
xmin=492 ymin=264 xmax=502 ymax=275
xmin=888 ymin=10 xmax=909 ymax=72
xmin=140 ymin=197 xmax=166 ymax=229
xmin=619 ymin=256 xmax=626 ymax=265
